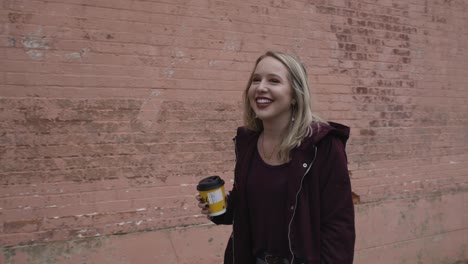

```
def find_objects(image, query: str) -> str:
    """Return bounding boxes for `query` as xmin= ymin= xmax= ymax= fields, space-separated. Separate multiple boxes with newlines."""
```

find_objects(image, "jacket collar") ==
xmin=234 ymin=122 xmax=350 ymax=183
xmin=235 ymin=122 xmax=350 ymax=153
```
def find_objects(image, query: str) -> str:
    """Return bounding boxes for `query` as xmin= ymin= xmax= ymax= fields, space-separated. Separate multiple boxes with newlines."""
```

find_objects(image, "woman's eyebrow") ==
xmin=253 ymin=72 xmax=283 ymax=78
xmin=266 ymin=73 xmax=284 ymax=80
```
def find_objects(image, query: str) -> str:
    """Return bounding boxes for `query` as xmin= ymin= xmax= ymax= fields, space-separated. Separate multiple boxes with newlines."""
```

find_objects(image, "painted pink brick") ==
xmin=1 ymin=0 xmax=467 ymax=263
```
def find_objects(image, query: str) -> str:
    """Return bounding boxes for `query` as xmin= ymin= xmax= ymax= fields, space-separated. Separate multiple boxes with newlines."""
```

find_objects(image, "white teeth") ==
xmin=256 ymin=98 xmax=272 ymax=104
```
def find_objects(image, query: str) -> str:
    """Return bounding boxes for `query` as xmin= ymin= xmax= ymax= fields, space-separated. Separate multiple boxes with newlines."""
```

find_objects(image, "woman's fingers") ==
xmin=200 ymin=203 xmax=211 ymax=215
xmin=201 ymin=207 xmax=211 ymax=215
xmin=198 ymin=202 xmax=208 ymax=209
xmin=195 ymin=194 xmax=211 ymax=215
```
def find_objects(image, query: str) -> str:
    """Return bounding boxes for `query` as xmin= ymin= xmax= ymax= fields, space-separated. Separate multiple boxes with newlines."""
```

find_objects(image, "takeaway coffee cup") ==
xmin=197 ymin=176 xmax=226 ymax=217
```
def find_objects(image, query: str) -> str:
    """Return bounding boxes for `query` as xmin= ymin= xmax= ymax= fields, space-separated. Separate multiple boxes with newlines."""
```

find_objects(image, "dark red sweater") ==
xmin=247 ymin=149 xmax=291 ymax=257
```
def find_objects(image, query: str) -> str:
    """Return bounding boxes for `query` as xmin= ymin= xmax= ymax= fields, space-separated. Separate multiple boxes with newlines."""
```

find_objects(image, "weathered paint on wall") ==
xmin=1 ymin=192 xmax=465 ymax=263
xmin=1 ymin=0 xmax=467 ymax=263
xmin=1 ymin=224 xmax=231 ymax=264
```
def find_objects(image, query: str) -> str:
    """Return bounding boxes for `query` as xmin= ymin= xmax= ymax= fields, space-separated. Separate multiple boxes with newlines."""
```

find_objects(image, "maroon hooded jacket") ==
xmin=211 ymin=122 xmax=355 ymax=264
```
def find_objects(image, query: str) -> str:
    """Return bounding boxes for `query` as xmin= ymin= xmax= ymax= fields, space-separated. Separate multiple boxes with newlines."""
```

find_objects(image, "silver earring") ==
xmin=291 ymin=103 xmax=296 ymax=122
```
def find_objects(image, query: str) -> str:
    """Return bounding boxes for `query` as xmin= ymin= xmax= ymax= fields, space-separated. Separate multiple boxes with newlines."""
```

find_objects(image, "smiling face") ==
xmin=247 ymin=56 xmax=295 ymax=126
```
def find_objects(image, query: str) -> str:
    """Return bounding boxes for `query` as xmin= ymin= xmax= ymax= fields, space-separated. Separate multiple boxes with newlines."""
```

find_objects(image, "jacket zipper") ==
xmin=232 ymin=137 xmax=238 ymax=264
xmin=287 ymin=145 xmax=317 ymax=264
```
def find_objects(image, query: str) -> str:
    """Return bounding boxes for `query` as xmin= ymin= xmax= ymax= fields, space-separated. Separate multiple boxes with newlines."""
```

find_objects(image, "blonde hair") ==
xmin=243 ymin=51 xmax=325 ymax=162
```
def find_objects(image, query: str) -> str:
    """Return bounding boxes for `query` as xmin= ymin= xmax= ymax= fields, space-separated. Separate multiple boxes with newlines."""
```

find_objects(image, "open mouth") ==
xmin=256 ymin=97 xmax=273 ymax=108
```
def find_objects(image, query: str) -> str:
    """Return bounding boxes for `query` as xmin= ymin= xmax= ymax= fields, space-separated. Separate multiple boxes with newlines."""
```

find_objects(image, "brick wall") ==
xmin=1 ymin=0 xmax=467 ymax=263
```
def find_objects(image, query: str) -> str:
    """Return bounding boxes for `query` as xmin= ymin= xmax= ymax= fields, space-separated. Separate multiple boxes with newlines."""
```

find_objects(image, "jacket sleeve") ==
xmin=211 ymin=135 xmax=239 ymax=225
xmin=319 ymin=136 xmax=355 ymax=263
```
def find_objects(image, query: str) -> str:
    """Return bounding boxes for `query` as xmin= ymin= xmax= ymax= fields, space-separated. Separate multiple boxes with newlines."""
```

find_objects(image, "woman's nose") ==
xmin=257 ymin=80 xmax=268 ymax=92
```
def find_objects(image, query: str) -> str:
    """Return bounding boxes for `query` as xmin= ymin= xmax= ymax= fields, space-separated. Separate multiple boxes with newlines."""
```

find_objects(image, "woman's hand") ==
xmin=196 ymin=194 xmax=212 ymax=219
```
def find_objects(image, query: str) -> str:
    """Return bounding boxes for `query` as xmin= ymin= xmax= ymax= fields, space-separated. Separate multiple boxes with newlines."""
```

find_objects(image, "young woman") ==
xmin=197 ymin=51 xmax=355 ymax=264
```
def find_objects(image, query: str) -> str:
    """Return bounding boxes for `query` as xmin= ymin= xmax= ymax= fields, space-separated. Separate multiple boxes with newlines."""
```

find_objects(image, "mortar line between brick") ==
xmin=0 ymin=222 xmax=216 ymax=249
xmin=355 ymin=227 xmax=468 ymax=251
xmin=355 ymin=189 xmax=468 ymax=205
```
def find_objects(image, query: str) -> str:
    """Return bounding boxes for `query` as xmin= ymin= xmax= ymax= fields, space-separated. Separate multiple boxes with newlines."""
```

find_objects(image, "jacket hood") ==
xmin=298 ymin=121 xmax=350 ymax=150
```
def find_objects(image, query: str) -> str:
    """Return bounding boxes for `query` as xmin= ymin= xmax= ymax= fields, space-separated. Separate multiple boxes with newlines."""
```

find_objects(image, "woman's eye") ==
xmin=270 ymin=79 xmax=280 ymax=83
xmin=252 ymin=78 xmax=261 ymax=83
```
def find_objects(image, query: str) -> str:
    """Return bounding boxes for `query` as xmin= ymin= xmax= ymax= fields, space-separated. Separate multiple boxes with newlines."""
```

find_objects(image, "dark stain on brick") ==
xmin=4 ymin=219 xmax=41 ymax=233
xmin=106 ymin=33 xmax=114 ymax=40
xmin=360 ymin=129 xmax=376 ymax=136
xmin=354 ymin=87 xmax=368 ymax=94
xmin=8 ymin=12 xmax=33 ymax=24
xmin=8 ymin=12 xmax=21 ymax=23
xmin=391 ymin=112 xmax=412 ymax=119
xmin=399 ymin=34 xmax=410 ymax=41
xmin=338 ymin=43 xmax=357 ymax=51
xmin=2 ymin=248 xmax=16 ymax=263
xmin=406 ymin=81 xmax=415 ymax=88
xmin=156 ymin=175 xmax=168 ymax=183
xmin=270 ymin=0 xmax=290 ymax=8
xmin=388 ymin=105 xmax=404 ymax=111
xmin=403 ymin=26 xmax=417 ymax=34
xmin=356 ymin=53 xmax=367 ymax=60
xmin=393 ymin=48 xmax=410 ymax=56
xmin=399 ymin=41 xmax=410 ymax=48
xmin=75 ymin=17 xmax=88 ymax=28
xmin=369 ymin=120 xmax=383 ymax=127
xmin=366 ymin=21 xmax=385 ymax=30
xmin=2 ymin=236 xmax=106 ymax=263
xmin=401 ymin=57 xmax=411 ymax=64
xmin=432 ymin=15 xmax=447 ymax=23
xmin=336 ymin=34 xmax=352 ymax=42
xmin=316 ymin=6 xmax=336 ymax=15
xmin=367 ymin=38 xmax=384 ymax=46
xmin=8 ymin=36 xmax=16 ymax=47
xmin=357 ymin=28 xmax=374 ymax=36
